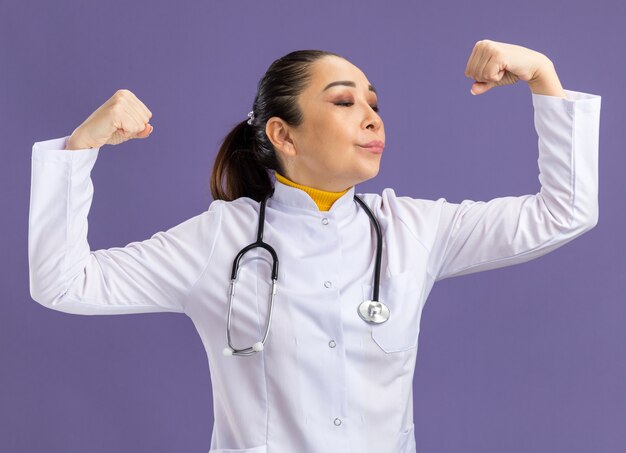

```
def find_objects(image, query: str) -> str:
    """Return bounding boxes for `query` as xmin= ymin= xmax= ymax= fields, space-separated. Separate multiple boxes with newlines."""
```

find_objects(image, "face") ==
xmin=266 ymin=55 xmax=385 ymax=192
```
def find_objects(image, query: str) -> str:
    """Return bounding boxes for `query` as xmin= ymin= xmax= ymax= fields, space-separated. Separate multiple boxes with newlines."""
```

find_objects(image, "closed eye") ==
xmin=336 ymin=102 xmax=380 ymax=113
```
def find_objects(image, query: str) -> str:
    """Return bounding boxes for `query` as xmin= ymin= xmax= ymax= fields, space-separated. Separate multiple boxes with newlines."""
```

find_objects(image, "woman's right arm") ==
xmin=28 ymin=135 xmax=223 ymax=315
xmin=29 ymin=90 xmax=223 ymax=315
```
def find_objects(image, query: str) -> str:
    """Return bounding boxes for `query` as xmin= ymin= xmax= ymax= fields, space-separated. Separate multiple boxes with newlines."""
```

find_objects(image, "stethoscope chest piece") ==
xmin=358 ymin=299 xmax=390 ymax=324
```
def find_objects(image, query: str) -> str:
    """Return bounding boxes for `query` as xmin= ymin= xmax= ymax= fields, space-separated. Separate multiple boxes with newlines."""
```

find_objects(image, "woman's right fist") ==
xmin=67 ymin=89 xmax=153 ymax=150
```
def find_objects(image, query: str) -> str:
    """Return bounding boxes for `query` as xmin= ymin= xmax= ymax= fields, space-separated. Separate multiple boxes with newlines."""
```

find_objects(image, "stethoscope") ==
xmin=222 ymin=188 xmax=389 ymax=357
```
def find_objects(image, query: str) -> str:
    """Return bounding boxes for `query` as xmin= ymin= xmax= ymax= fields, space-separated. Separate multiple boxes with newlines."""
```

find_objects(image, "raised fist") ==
xmin=67 ymin=89 xmax=153 ymax=149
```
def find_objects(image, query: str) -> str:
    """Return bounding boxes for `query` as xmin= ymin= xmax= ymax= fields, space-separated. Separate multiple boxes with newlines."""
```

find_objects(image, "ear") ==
xmin=266 ymin=117 xmax=297 ymax=159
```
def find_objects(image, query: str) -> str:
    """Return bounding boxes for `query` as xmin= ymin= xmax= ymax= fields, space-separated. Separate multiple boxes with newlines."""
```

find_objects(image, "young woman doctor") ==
xmin=29 ymin=40 xmax=602 ymax=453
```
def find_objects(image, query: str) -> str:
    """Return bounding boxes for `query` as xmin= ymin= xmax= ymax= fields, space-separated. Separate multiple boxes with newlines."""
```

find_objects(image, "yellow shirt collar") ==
xmin=274 ymin=172 xmax=350 ymax=212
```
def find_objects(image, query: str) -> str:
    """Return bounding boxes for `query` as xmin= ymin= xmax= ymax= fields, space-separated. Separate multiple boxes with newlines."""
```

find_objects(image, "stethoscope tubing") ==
xmin=353 ymin=195 xmax=382 ymax=304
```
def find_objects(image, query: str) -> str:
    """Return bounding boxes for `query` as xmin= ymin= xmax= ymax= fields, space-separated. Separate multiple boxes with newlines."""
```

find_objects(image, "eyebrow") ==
xmin=322 ymin=80 xmax=377 ymax=94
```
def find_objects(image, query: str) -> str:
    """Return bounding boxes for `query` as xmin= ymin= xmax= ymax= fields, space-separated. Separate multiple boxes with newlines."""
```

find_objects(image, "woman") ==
xmin=29 ymin=40 xmax=601 ymax=453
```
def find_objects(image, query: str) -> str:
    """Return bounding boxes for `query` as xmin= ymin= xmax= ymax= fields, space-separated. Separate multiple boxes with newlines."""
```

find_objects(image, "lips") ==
xmin=361 ymin=140 xmax=385 ymax=148
xmin=359 ymin=140 xmax=385 ymax=154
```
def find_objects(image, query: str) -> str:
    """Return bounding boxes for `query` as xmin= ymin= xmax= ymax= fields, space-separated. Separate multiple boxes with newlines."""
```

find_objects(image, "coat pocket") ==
xmin=361 ymin=270 xmax=422 ymax=353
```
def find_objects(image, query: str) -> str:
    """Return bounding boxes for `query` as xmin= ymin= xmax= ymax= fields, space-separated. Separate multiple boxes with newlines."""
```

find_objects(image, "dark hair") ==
xmin=210 ymin=49 xmax=345 ymax=203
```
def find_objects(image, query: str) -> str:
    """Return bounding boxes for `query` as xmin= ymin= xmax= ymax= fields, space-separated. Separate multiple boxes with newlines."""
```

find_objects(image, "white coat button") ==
xmin=328 ymin=340 xmax=336 ymax=348
xmin=321 ymin=217 xmax=329 ymax=225
xmin=324 ymin=281 xmax=332 ymax=288
xmin=334 ymin=417 xmax=342 ymax=426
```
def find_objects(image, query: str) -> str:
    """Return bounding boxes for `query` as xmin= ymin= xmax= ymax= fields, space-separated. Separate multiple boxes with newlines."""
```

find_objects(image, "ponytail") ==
xmin=209 ymin=49 xmax=345 ymax=203
xmin=210 ymin=119 xmax=275 ymax=203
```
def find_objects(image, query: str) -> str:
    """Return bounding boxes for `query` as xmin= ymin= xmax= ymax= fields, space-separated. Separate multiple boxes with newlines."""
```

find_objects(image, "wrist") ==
xmin=527 ymin=59 xmax=567 ymax=98
xmin=66 ymin=131 xmax=94 ymax=150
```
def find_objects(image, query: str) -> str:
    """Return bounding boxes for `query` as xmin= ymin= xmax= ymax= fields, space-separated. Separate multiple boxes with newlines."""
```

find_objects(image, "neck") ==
xmin=274 ymin=172 xmax=350 ymax=211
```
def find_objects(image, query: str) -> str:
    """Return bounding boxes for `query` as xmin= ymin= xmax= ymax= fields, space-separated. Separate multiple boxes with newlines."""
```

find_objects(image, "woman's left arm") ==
xmin=423 ymin=40 xmax=602 ymax=282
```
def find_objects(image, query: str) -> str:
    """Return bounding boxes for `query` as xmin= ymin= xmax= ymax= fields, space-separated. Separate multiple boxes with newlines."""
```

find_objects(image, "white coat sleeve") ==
xmin=28 ymin=135 xmax=222 ymax=315
xmin=425 ymin=88 xmax=601 ymax=282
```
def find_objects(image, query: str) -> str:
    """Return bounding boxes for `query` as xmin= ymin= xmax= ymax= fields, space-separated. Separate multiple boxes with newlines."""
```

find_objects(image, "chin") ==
xmin=355 ymin=167 xmax=380 ymax=185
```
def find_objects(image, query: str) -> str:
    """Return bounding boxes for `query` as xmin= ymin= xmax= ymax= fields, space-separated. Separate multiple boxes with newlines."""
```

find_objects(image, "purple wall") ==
xmin=2 ymin=0 xmax=624 ymax=451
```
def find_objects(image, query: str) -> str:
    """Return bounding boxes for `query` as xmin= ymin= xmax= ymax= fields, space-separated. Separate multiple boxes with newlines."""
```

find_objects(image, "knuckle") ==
xmin=111 ymin=98 xmax=125 ymax=111
xmin=117 ymin=89 xmax=131 ymax=99
xmin=110 ymin=103 xmax=124 ymax=117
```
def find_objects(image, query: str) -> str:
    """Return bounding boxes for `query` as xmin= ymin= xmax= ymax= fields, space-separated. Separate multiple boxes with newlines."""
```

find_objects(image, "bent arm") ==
xmin=426 ymin=88 xmax=601 ymax=282
xmin=28 ymin=136 xmax=222 ymax=315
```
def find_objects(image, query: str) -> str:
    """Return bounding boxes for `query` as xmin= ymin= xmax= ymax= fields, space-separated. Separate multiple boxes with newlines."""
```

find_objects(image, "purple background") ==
xmin=2 ymin=0 xmax=624 ymax=451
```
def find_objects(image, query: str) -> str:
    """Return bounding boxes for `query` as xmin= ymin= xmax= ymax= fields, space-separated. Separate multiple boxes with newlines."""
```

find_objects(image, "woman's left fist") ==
xmin=465 ymin=40 xmax=551 ymax=95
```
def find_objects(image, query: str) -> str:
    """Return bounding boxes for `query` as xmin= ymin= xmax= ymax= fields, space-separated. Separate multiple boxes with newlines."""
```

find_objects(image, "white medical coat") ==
xmin=29 ymin=88 xmax=601 ymax=453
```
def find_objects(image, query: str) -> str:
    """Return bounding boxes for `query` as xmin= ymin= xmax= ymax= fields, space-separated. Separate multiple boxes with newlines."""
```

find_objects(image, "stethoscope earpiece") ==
xmin=252 ymin=342 xmax=264 ymax=352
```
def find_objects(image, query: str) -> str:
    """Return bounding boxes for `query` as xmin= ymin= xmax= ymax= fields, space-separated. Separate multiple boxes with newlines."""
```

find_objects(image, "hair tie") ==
xmin=247 ymin=110 xmax=256 ymax=126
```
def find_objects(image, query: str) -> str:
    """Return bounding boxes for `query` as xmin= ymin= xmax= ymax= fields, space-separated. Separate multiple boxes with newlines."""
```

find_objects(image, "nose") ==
xmin=364 ymin=107 xmax=382 ymax=131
